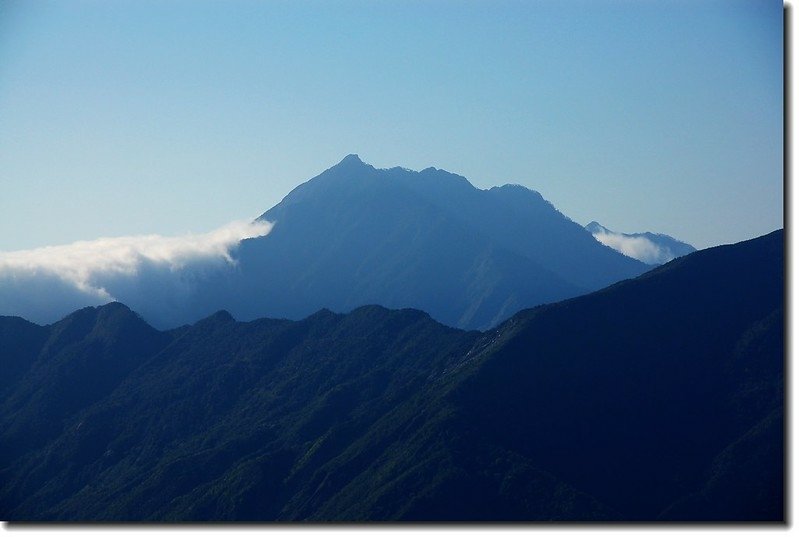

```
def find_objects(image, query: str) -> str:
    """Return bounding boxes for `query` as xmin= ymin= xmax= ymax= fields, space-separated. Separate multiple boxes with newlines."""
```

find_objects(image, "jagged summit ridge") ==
xmin=238 ymin=156 xmax=649 ymax=330
xmin=335 ymin=153 xmax=368 ymax=167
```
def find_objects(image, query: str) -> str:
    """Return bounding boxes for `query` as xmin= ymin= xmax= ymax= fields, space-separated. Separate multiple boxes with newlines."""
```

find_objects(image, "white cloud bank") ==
xmin=0 ymin=219 xmax=272 ymax=326
xmin=591 ymin=229 xmax=674 ymax=265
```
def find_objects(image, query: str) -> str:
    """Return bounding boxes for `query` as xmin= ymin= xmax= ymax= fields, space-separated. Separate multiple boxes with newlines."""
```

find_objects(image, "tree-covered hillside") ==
xmin=0 ymin=230 xmax=783 ymax=521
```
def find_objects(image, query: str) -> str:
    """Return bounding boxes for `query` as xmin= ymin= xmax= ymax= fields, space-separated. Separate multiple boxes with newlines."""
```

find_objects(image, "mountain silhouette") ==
xmin=585 ymin=221 xmax=696 ymax=265
xmin=217 ymin=155 xmax=649 ymax=329
xmin=0 ymin=229 xmax=782 ymax=521
xmin=0 ymin=156 xmax=649 ymax=331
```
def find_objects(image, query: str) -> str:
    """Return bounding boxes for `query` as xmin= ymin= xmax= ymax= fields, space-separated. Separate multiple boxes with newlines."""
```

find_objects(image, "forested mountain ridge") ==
xmin=0 ymin=230 xmax=783 ymax=521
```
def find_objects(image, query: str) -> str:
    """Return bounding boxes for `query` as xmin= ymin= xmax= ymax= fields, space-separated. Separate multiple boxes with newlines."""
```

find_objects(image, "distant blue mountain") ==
xmin=585 ymin=221 xmax=696 ymax=265
xmin=0 ymin=155 xmax=651 ymax=330
xmin=213 ymin=155 xmax=649 ymax=329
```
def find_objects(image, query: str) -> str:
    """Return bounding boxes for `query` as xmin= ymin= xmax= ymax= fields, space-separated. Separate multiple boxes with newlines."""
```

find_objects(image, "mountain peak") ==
xmin=322 ymin=153 xmax=374 ymax=175
xmin=338 ymin=153 xmax=366 ymax=166
xmin=58 ymin=302 xmax=138 ymax=328
xmin=585 ymin=221 xmax=608 ymax=234
xmin=201 ymin=310 xmax=236 ymax=325
xmin=97 ymin=301 xmax=134 ymax=314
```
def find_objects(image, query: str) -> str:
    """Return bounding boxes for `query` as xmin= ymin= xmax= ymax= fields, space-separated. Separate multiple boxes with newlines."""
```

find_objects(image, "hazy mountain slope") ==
xmin=0 ymin=230 xmax=782 ymax=521
xmin=585 ymin=221 xmax=696 ymax=265
xmin=226 ymin=156 xmax=589 ymax=330
xmin=226 ymin=155 xmax=646 ymax=329
xmin=397 ymin=167 xmax=647 ymax=289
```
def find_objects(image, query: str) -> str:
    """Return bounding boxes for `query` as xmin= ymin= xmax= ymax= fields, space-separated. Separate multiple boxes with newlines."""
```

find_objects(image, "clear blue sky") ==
xmin=0 ymin=0 xmax=783 ymax=250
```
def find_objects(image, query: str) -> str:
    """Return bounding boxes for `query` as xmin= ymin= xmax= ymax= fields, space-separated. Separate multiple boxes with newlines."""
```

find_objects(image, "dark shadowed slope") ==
xmin=0 ymin=304 xmax=481 ymax=520
xmin=378 ymin=228 xmax=783 ymax=521
xmin=223 ymin=155 xmax=647 ymax=329
xmin=0 ymin=230 xmax=782 ymax=521
xmin=0 ymin=303 xmax=171 ymax=464
xmin=261 ymin=230 xmax=781 ymax=522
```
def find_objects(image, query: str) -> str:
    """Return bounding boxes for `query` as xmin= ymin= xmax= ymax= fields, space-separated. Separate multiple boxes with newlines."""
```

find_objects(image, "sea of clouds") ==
xmin=589 ymin=228 xmax=675 ymax=265
xmin=0 ymin=219 xmax=272 ymax=327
